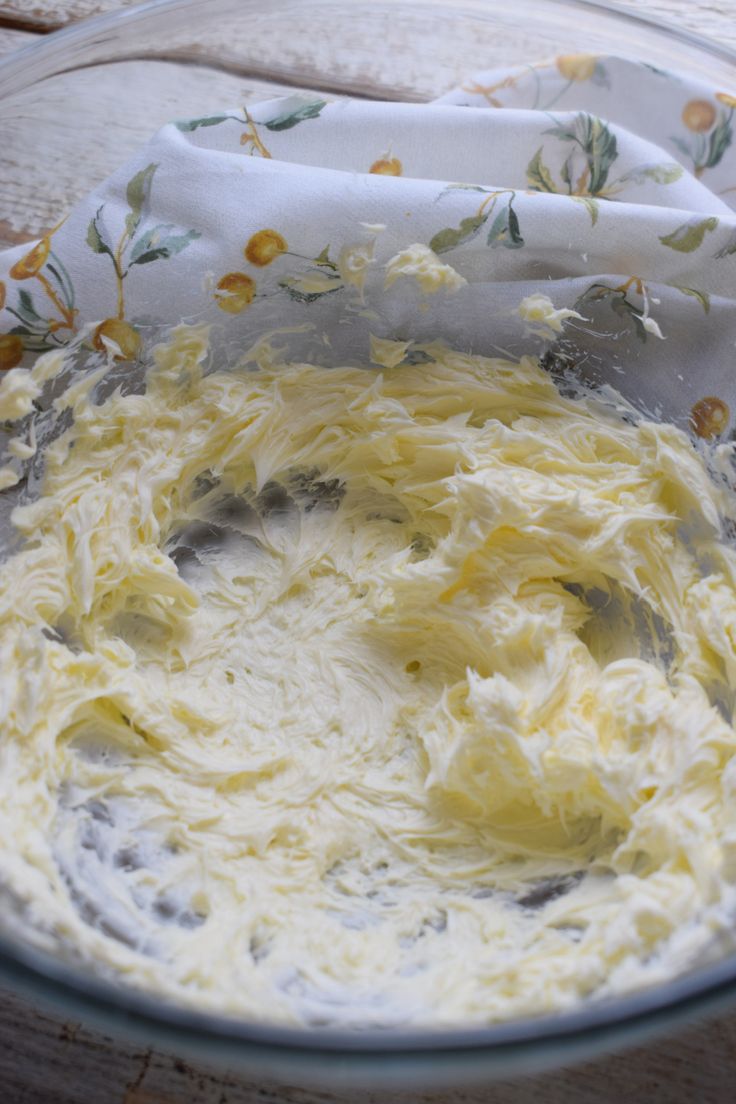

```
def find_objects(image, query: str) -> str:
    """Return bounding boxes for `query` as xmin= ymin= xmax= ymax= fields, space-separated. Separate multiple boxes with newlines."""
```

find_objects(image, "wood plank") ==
xmin=2 ymin=984 xmax=736 ymax=1104
xmin=0 ymin=25 xmax=35 ymax=53
xmin=616 ymin=0 xmax=736 ymax=50
xmin=0 ymin=0 xmax=735 ymax=51
xmin=0 ymin=0 xmax=138 ymax=31
xmin=0 ymin=57 xmax=321 ymax=250
xmin=0 ymin=28 xmax=44 ymax=247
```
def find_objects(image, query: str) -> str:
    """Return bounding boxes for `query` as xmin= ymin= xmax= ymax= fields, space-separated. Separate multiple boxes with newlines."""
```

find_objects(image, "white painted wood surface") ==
xmin=0 ymin=0 xmax=734 ymax=42
xmin=1 ymin=2 xmax=736 ymax=1101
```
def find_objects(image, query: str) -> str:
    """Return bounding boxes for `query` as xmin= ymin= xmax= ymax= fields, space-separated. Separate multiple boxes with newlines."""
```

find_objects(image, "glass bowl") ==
xmin=1 ymin=0 xmax=736 ymax=1087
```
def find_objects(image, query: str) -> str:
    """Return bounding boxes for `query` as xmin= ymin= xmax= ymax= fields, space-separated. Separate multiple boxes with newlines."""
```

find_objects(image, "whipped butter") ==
xmin=2 ymin=325 xmax=736 ymax=1027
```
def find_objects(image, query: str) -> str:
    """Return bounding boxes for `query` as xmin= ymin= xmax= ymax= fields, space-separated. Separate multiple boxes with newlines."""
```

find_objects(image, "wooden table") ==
xmin=1 ymin=1 xmax=736 ymax=1100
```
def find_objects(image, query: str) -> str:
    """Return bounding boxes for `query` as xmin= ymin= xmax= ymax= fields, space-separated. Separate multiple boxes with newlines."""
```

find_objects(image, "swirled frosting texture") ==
xmin=2 ymin=327 xmax=736 ymax=1026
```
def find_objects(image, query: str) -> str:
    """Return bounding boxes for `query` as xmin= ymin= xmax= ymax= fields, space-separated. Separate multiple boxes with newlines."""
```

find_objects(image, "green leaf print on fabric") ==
xmin=85 ymin=163 xmax=200 ymax=325
xmin=528 ymin=115 xmax=683 ymax=201
xmin=129 ymin=226 xmax=201 ymax=266
xmin=275 ymin=243 xmax=344 ymax=304
xmin=175 ymin=114 xmax=235 ymax=132
xmin=572 ymin=196 xmax=599 ymax=225
xmin=616 ymin=163 xmax=684 ymax=186
xmin=430 ymin=191 xmax=523 ymax=254
xmin=430 ymin=215 xmax=488 ymax=254
xmin=278 ymin=275 xmax=344 ymax=303
xmin=659 ymin=216 xmax=719 ymax=252
xmin=14 ymin=288 xmax=46 ymax=325
xmin=715 ymin=229 xmax=736 ymax=258
xmin=86 ymin=210 xmax=115 ymax=260
xmin=671 ymin=100 xmax=733 ymax=178
xmin=544 ymin=114 xmax=618 ymax=194
xmin=582 ymin=114 xmax=618 ymax=193
xmin=672 ymin=285 xmax=711 ymax=313
xmin=526 ymin=148 xmax=557 ymax=193
xmin=264 ymin=100 xmax=328 ymax=131
xmin=125 ymin=164 xmax=157 ymax=237
xmin=486 ymin=198 xmax=524 ymax=248
xmin=174 ymin=101 xmax=326 ymax=157
xmin=708 ymin=112 xmax=734 ymax=168
xmin=435 ymin=184 xmax=491 ymax=198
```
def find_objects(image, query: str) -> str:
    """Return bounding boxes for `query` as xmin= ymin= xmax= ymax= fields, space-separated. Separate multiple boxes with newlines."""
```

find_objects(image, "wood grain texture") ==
xmin=0 ymin=56 xmax=311 ymax=248
xmin=0 ymin=26 xmax=35 ymax=54
xmin=615 ymin=0 xmax=736 ymax=48
xmin=2 ymin=985 xmax=736 ymax=1104
xmin=0 ymin=0 xmax=138 ymax=31
xmin=0 ymin=28 xmax=45 ymax=248
xmin=1 ymin=0 xmax=736 ymax=45
xmin=1 ymin=1 xmax=736 ymax=1101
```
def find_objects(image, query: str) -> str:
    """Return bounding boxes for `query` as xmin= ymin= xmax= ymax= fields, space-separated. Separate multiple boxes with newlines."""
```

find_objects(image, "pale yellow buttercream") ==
xmin=1 ymin=325 xmax=736 ymax=1026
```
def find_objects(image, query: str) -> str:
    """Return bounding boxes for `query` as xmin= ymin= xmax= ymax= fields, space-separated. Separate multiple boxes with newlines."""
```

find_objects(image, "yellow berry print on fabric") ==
xmin=682 ymin=100 xmax=717 ymax=133
xmin=213 ymin=230 xmax=357 ymax=311
xmin=215 ymin=273 xmax=257 ymax=314
xmin=0 ymin=334 xmax=24 ymax=371
xmin=556 ymin=54 xmax=598 ymax=81
xmin=1 ymin=219 xmax=76 ymax=356
xmin=461 ymin=56 xmax=609 ymax=109
xmin=245 ymin=230 xmax=288 ymax=266
xmin=690 ymin=396 xmax=730 ymax=438
xmin=93 ymin=318 xmax=142 ymax=360
xmin=672 ymin=97 xmax=733 ymax=177
xmin=370 ymin=157 xmax=403 ymax=176
xmin=9 ymin=237 xmax=51 ymax=280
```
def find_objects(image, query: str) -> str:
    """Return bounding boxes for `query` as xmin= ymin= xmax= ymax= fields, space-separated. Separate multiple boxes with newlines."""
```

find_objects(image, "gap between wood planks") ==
xmin=0 ymin=12 xmax=54 ymax=33
xmin=0 ymin=1 xmax=138 ymax=33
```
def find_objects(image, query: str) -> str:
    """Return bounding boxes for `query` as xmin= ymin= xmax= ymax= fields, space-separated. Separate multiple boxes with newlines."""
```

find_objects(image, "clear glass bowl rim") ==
xmin=4 ymin=926 xmax=736 ymax=1083
xmin=2 ymin=0 xmax=736 ymax=1083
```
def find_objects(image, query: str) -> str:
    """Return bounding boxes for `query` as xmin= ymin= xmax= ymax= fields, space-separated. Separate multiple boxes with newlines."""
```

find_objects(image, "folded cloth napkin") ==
xmin=1 ymin=54 xmax=735 ymax=434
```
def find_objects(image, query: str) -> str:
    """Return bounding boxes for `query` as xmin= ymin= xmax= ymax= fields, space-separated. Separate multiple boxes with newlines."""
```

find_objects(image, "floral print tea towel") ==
xmin=0 ymin=54 xmax=735 ymax=436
